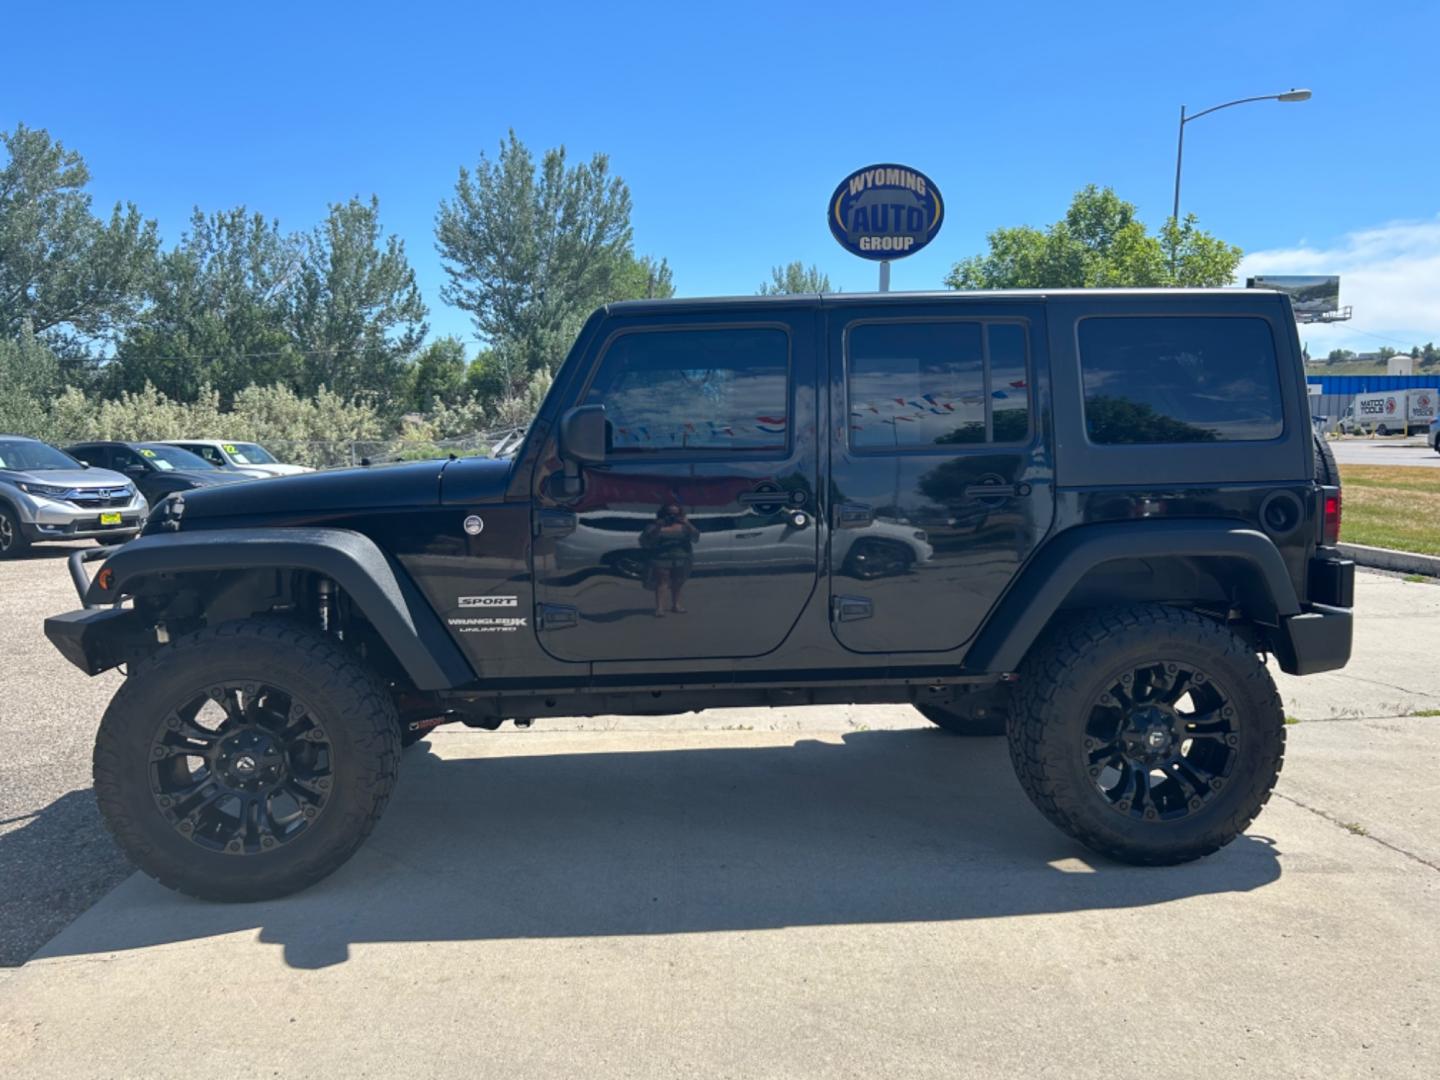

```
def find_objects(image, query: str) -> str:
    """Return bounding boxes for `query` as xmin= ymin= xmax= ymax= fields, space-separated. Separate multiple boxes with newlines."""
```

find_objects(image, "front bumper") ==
xmin=21 ymin=515 xmax=144 ymax=542
xmin=45 ymin=606 xmax=149 ymax=675
xmin=18 ymin=492 xmax=147 ymax=542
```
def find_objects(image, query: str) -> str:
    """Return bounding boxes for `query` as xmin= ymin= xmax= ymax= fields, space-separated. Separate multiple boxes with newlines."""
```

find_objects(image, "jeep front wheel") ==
xmin=1009 ymin=605 xmax=1284 ymax=865
xmin=93 ymin=620 xmax=400 ymax=901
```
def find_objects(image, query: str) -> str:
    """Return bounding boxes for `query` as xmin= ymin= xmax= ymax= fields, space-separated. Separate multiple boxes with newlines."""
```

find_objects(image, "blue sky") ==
xmin=4 ymin=0 xmax=1437 ymax=354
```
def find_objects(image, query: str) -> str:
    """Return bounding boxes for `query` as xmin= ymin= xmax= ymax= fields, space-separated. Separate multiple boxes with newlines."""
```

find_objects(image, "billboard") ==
xmin=1246 ymin=275 xmax=1341 ymax=317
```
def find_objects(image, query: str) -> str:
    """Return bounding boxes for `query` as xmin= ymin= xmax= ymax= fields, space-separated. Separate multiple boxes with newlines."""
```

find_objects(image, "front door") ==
xmin=532 ymin=309 xmax=821 ymax=663
xmin=827 ymin=303 xmax=1054 ymax=653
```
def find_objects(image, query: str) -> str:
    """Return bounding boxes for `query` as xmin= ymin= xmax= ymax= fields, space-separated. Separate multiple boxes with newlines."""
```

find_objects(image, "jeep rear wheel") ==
xmin=916 ymin=702 xmax=1007 ymax=736
xmin=93 ymin=620 xmax=400 ymax=901
xmin=1009 ymin=605 xmax=1284 ymax=865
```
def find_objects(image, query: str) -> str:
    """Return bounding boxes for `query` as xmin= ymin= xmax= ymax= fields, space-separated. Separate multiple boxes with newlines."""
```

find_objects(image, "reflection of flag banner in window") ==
xmin=755 ymin=414 xmax=787 ymax=433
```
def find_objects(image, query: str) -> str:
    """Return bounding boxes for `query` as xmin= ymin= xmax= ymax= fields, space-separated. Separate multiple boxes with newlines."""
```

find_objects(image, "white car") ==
xmin=164 ymin=440 xmax=313 ymax=478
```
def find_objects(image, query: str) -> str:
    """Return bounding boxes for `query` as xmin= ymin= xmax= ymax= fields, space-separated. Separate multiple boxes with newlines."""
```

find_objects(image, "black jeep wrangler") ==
xmin=46 ymin=289 xmax=1353 ymax=901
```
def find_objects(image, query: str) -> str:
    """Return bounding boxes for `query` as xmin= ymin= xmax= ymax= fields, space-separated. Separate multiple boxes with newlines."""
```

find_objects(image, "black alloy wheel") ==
xmin=1081 ymin=660 xmax=1237 ymax=822
xmin=150 ymin=683 xmax=333 ymax=856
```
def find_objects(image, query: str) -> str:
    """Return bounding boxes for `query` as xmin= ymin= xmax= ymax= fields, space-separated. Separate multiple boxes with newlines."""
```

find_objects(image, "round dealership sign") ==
xmin=828 ymin=164 xmax=944 ymax=261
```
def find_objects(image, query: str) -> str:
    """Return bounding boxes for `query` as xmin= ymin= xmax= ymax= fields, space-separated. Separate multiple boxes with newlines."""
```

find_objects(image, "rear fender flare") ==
xmin=964 ymin=520 xmax=1301 ymax=674
xmin=87 ymin=527 xmax=474 ymax=691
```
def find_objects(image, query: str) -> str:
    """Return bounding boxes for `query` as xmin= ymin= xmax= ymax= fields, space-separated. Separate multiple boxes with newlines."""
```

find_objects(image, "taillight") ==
xmin=1321 ymin=487 xmax=1342 ymax=546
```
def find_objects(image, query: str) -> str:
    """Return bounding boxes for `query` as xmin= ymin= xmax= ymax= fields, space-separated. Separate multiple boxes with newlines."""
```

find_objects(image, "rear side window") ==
xmin=1078 ymin=316 xmax=1284 ymax=444
xmin=584 ymin=327 xmax=790 ymax=453
xmin=846 ymin=321 xmax=1031 ymax=450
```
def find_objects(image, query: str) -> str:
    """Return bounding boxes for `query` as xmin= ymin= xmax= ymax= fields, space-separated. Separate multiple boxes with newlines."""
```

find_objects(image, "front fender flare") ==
xmin=86 ymin=527 xmax=474 ymax=691
xmin=963 ymin=520 xmax=1301 ymax=674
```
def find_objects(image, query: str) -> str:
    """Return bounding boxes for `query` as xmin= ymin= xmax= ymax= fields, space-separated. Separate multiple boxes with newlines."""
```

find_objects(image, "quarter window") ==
xmin=1078 ymin=316 xmax=1284 ymax=444
xmin=584 ymin=327 xmax=790 ymax=453
xmin=846 ymin=321 xmax=1030 ymax=449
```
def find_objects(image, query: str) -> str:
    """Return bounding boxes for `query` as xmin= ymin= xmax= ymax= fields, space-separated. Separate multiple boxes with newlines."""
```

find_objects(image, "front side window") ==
xmin=1078 ymin=316 xmax=1284 ymax=444
xmin=846 ymin=321 xmax=1030 ymax=450
xmin=584 ymin=327 xmax=790 ymax=453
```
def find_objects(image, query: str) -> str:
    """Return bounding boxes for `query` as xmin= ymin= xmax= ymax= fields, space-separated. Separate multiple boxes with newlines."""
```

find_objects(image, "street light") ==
xmin=1172 ymin=89 xmax=1311 ymax=223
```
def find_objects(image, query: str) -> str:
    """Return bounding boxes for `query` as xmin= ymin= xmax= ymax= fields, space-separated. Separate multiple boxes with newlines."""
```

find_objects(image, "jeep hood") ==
xmin=164 ymin=456 xmax=513 ymax=523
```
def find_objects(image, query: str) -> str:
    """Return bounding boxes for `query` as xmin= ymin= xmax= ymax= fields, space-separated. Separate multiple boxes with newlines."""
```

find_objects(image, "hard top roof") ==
xmin=605 ymin=287 xmax=1286 ymax=317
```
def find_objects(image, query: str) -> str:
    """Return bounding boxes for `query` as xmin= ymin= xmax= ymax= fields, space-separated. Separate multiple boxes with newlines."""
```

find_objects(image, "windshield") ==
xmin=226 ymin=442 xmax=277 ymax=465
xmin=137 ymin=444 xmax=216 ymax=472
xmin=0 ymin=439 xmax=83 ymax=472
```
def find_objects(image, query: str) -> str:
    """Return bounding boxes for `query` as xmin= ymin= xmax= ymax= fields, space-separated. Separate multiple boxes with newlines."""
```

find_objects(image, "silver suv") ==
xmin=0 ymin=436 xmax=147 ymax=558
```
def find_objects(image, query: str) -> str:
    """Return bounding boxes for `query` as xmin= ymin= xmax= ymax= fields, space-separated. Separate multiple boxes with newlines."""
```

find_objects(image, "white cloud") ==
xmin=1238 ymin=216 xmax=1440 ymax=352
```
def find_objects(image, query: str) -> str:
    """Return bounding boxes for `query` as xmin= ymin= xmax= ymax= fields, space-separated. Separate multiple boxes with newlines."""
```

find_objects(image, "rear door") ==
xmin=532 ymin=307 xmax=822 ymax=663
xmin=826 ymin=301 xmax=1053 ymax=653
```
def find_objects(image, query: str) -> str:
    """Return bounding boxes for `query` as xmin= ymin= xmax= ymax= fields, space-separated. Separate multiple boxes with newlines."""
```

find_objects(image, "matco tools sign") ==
xmin=829 ymin=164 xmax=944 ymax=260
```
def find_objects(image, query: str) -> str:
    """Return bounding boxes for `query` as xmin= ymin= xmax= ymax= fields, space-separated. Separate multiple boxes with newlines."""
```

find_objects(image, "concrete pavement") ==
xmin=1 ymin=719 xmax=1437 ymax=1079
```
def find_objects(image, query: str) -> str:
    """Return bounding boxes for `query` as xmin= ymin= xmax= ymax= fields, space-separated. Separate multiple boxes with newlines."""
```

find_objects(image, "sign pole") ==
xmin=878 ymin=261 xmax=890 ymax=292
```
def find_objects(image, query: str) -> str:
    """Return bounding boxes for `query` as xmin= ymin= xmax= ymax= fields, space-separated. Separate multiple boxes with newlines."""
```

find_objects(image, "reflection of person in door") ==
xmin=640 ymin=502 xmax=699 ymax=616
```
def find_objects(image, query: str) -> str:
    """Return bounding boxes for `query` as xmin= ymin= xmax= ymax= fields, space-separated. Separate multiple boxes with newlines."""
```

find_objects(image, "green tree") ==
xmin=0 ymin=323 xmax=62 ymax=435
xmin=0 ymin=124 xmax=157 ymax=370
xmin=944 ymin=185 xmax=1241 ymax=290
xmin=435 ymin=131 xmax=669 ymax=390
xmin=614 ymin=253 xmax=675 ymax=300
xmin=409 ymin=335 xmax=468 ymax=412
xmin=111 ymin=207 xmax=305 ymax=401
xmin=758 ymin=261 xmax=832 ymax=295
xmin=289 ymin=196 xmax=428 ymax=400
xmin=1326 ymin=349 xmax=1356 ymax=363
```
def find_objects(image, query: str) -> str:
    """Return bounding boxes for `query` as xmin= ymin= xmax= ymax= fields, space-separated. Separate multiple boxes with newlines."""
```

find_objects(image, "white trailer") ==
xmin=1340 ymin=389 xmax=1439 ymax=436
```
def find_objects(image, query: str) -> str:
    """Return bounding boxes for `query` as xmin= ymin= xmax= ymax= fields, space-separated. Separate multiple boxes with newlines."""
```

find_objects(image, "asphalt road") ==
xmin=3 ymin=548 xmax=1439 ymax=1076
xmin=1330 ymin=434 xmax=1440 ymax=468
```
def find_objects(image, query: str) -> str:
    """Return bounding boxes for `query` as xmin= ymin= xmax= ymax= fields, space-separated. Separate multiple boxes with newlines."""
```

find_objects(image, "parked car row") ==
xmin=0 ymin=435 xmax=310 ymax=558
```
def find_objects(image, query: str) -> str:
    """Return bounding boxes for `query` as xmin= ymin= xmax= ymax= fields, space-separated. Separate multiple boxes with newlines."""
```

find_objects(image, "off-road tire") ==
xmin=1312 ymin=430 xmax=1339 ymax=487
xmin=1008 ymin=605 xmax=1285 ymax=865
xmin=0 ymin=506 xmax=29 ymax=559
xmin=916 ymin=702 xmax=1008 ymax=736
xmin=93 ymin=619 xmax=400 ymax=901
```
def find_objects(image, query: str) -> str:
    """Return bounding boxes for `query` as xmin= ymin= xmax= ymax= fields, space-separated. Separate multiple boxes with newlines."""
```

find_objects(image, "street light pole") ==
xmin=1170 ymin=88 xmax=1311 ymax=225
xmin=1172 ymin=104 xmax=1187 ymax=224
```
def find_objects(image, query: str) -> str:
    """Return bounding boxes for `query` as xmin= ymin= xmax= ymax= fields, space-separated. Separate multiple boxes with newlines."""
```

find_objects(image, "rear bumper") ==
xmin=1275 ymin=553 xmax=1355 ymax=675
xmin=1274 ymin=603 xmax=1352 ymax=675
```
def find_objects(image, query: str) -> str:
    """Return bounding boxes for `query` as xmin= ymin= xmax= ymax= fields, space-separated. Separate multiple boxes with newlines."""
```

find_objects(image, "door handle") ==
xmin=535 ymin=509 xmax=577 ymax=538
xmin=963 ymin=482 xmax=1032 ymax=500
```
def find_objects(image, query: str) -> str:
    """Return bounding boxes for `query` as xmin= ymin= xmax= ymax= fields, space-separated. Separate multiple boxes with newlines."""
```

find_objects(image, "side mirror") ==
xmin=124 ymin=464 xmax=147 ymax=477
xmin=557 ymin=405 xmax=606 ymax=495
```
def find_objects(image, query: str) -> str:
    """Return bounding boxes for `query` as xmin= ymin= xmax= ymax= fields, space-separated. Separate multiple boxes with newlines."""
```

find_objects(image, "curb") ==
xmin=1338 ymin=542 xmax=1440 ymax=578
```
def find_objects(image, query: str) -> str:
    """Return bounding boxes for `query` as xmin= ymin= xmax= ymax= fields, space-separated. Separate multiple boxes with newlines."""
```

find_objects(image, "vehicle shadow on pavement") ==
xmin=33 ymin=729 xmax=1282 ymax=969
xmin=0 ymin=789 xmax=133 ymax=967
